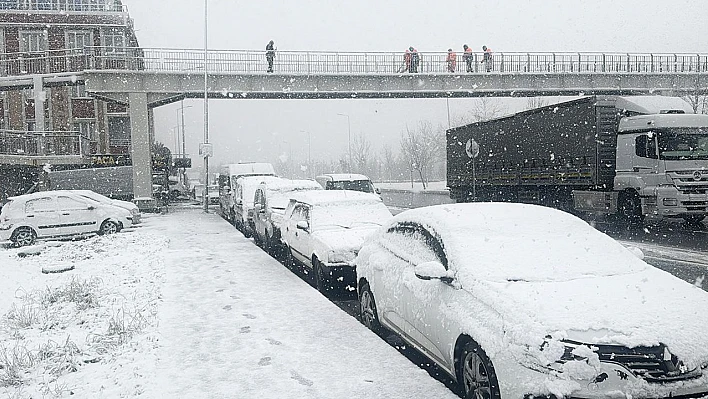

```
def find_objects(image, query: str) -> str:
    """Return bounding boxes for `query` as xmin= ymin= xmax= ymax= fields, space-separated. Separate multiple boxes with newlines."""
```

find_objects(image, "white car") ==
xmin=233 ymin=175 xmax=282 ymax=238
xmin=0 ymin=191 xmax=132 ymax=247
xmin=282 ymin=190 xmax=392 ymax=295
xmin=315 ymin=173 xmax=379 ymax=195
xmin=356 ymin=203 xmax=708 ymax=399
xmin=64 ymin=189 xmax=141 ymax=224
xmin=252 ymin=178 xmax=322 ymax=252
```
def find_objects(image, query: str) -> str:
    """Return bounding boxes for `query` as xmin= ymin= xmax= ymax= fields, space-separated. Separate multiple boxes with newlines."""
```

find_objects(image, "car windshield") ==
xmin=311 ymin=201 xmax=390 ymax=230
xmin=327 ymin=180 xmax=375 ymax=193
xmin=658 ymin=128 xmax=708 ymax=160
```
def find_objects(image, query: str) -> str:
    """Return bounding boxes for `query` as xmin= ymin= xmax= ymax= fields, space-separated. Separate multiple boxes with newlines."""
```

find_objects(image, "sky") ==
xmin=121 ymin=0 xmax=708 ymax=169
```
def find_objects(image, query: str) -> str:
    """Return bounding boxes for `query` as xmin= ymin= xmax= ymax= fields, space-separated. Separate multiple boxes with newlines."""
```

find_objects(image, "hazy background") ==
xmin=121 ymin=0 xmax=708 ymax=170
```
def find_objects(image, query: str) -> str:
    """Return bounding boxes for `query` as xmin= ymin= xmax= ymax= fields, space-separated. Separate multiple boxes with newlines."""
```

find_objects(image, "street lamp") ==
xmin=202 ymin=0 xmax=210 ymax=212
xmin=300 ymin=130 xmax=311 ymax=178
xmin=336 ymin=113 xmax=352 ymax=173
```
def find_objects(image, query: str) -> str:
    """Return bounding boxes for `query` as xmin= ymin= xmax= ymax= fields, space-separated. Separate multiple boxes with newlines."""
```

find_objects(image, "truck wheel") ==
xmin=618 ymin=192 xmax=644 ymax=228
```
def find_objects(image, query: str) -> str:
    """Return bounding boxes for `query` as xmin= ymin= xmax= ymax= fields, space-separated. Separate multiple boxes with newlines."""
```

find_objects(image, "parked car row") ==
xmin=222 ymin=174 xmax=708 ymax=399
xmin=0 ymin=190 xmax=140 ymax=247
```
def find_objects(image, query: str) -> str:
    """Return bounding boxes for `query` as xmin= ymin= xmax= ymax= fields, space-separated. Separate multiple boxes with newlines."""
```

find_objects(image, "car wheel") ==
xmin=359 ymin=281 xmax=383 ymax=335
xmin=313 ymin=259 xmax=329 ymax=295
xmin=457 ymin=340 xmax=501 ymax=399
xmin=11 ymin=227 xmax=36 ymax=247
xmin=98 ymin=220 xmax=119 ymax=236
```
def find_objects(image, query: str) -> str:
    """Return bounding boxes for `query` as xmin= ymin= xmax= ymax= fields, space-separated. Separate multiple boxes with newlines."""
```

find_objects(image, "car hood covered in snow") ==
xmin=313 ymin=225 xmax=381 ymax=256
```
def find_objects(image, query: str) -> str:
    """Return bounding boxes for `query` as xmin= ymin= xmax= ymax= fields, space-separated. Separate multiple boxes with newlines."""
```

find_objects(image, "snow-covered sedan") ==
xmin=356 ymin=203 xmax=708 ymax=399
xmin=252 ymin=178 xmax=322 ymax=253
xmin=66 ymin=189 xmax=141 ymax=224
xmin=0 ymin=191 xmax=132 ymax=247
xmin=282 ymin=190 xmax=392 ymax=295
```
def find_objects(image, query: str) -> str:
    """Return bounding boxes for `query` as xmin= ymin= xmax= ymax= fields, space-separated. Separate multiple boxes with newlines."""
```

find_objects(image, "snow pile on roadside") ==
xmin=0 ymin=230 xmax=166 ymax=398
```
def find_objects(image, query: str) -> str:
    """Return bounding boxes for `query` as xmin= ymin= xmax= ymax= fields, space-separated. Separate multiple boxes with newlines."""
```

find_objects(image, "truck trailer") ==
xmin=447 ymin=96 xmax=708 ymax=225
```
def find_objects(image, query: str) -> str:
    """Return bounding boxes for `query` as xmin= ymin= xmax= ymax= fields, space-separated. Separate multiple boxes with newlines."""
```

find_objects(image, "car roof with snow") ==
xmin=288 ymin=190 xmax=381 ymax=206
xmin=260 ymin=178 xmax=322 ymax=193
xmin=316 ymin=173 xmax=371 ymax=181
xmin=385 ymin=203 xmax=649 ymax=283
xmin=8 ymin=191 xmax=88 ymax=201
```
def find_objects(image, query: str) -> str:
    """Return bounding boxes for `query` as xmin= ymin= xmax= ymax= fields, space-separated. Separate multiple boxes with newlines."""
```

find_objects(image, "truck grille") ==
xmin=669 ymin=171 xmax=708 ymax=195
xmin=594 ymin=344 xmax=701 ymax=383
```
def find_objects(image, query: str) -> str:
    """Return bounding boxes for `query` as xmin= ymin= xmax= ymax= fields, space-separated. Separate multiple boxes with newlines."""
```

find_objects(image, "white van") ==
xmin=218 ymin=163 xmax=276 ymax=223
xmin=315 ymin=174 xmax=379 ymax=195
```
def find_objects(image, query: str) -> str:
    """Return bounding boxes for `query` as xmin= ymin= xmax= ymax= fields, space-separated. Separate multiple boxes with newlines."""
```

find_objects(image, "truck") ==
xmin=447 ymin=96 xmax=708 ymax=226
xmin=218 ymin=162 xmax=276 ymax=224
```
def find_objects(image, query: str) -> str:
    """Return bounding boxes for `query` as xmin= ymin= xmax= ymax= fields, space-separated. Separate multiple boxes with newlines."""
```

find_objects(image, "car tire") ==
xmin=98 ymin=220 xmax=119 ymax=236
xmin=11 ymin=227 xmax=36 ymax=247
xmin=313 ymin=259 xmax=325 ymax=293
xmin=457 ymin=340 xmax=501 ymax=399
xmin=359 ymin=280 xmax=383 ymax=335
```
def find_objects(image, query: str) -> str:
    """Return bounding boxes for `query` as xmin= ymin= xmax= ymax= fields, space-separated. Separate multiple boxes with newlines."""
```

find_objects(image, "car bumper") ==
xmin=0 ymin=228 xmax=12 ymax=242
xmin=131 ymin=213 xmax=141 ymax=224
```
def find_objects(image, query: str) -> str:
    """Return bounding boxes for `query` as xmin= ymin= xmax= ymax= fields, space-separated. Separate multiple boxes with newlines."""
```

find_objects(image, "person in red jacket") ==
xmin=446 ymin=48 xmax=457 ymax=72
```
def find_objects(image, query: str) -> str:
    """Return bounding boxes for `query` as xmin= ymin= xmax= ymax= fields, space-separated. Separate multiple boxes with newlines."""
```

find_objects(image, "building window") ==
xmin=27 ymin=120 xmax=36 ymax=132
xmin=19 ymin=30 xmax=47 ymax=53
xmin=102 ymin=28 xmax=125 ymax=55
xmin=71 ymin=84 xmax=88 ymax=98
xmin=74 ymin=120 xmax=97 ymax=141
xmin=66 ymin=30 xmax=92 ymax=51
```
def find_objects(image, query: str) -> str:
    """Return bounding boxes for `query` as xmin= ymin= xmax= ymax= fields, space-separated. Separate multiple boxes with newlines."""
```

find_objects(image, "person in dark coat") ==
xmin=409 ymin=47 xmax=420 ymax=73
xmin=482 ymin=45 xmax=493 ymax=72
xmin=463 ymin=44 xmax=473 ymax=72
xmin=266 ymin=40 xmax=275 ymax=73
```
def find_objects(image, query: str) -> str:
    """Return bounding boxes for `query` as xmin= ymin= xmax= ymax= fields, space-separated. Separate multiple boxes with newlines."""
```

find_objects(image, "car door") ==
xmin=287 ymin=204 xmax=312 ymax=267
xmin=56 ymin=195 xmax=98 ymax=235
xmin=23 ymin=197 xmax=60 ymax=238
xmin=382 ymin=223 xmax=451 ymax=367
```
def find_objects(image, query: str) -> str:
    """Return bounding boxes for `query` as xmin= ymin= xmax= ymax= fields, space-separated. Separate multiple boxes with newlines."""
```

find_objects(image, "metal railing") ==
xmin=0 ymin=0 xmax=127 ymax=13
xmin=0 ymin=47 xmax=707 ymax=76
xmin=0 ymin=130 xmax=89 ymax=157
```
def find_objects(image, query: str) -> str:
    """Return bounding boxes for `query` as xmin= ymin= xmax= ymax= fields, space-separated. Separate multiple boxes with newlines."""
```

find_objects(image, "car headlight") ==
xmin=328 ymin=251 xmax=357 ymax=264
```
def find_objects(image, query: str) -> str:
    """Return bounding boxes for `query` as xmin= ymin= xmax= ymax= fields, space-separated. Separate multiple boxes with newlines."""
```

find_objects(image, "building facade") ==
xmin=0 ymin=0 xmax=142 ymax=200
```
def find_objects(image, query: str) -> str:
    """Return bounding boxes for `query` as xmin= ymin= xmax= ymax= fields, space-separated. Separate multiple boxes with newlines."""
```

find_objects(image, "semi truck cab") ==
xmin=614 ymin=113 xmax=708 ymax=223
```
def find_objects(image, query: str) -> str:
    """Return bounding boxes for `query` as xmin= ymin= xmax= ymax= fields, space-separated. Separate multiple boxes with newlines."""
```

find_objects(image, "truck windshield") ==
xmin=658 ymin=128 xmax=708 ymax=160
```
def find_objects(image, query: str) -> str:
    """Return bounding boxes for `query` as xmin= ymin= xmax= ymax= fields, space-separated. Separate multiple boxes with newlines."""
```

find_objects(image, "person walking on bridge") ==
xmin=446 ymin=48 xmax=457 ymax=72
xmin=482 ymin=45 xmax=493 ymax=72
xmin=409 ymin=47 xmax=420 ymax=73
xmin=462 ymin=44 xmax=473 ymax=72
xmin=266 ymin=40 xmax=275 ymax=73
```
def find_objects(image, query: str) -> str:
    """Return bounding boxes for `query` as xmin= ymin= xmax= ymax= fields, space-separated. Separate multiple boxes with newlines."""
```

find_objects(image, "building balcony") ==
xmin=0 ymin=129 xmax=91 ymax=165
xmin=0 ymin=0 xmax=127 ymax=14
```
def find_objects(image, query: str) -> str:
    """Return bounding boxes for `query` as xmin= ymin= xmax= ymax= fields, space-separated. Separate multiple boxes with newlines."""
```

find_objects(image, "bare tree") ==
xmin=452 ymin=97 xmax=508 ymax=126
xmin=381 ymin=144 xmax=396 ymax=182
xmin=683 ymin=93 xmax=708 ymax=114
xmin=400 ymin=121 xmax=443 ymax=189
xmin=526 ymin=96 xmax=549 ymax=110
xmin=351 ymin=132 xmax=372 ymax=174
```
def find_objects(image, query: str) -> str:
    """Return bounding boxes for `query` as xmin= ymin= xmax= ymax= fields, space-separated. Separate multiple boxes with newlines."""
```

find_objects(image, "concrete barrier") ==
xmin=380 ymin=188 xmax=454 ymax=210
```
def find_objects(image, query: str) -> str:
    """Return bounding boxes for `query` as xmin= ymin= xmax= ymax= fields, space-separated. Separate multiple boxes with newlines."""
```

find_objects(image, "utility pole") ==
xmin=203 ymin=0 xmax=210 ymax=212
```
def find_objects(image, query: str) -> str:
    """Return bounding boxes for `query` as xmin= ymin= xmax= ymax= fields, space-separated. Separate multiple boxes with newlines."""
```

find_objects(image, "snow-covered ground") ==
xmin=0 ymin=206 xmax=457 ymax=398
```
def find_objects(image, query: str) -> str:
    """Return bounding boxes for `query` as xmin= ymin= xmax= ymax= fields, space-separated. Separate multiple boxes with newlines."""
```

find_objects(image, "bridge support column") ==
xmin=129 ymin=92 xmax=156 ymax=211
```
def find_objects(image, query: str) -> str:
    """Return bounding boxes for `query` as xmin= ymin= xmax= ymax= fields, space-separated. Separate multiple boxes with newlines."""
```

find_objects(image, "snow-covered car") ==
xmin=252 ymin=178 xmax=322 ymax=252
xmin=355 ymin=202 xmax=708 ymax=399
xmin=65 ymin=189 xmax=141 ymax=224
xmin=233 ymin=175 xmax=282 ymax=238
xmin=0 ymin=191 xmax=132 ymax=247
xmin=315 ymin=173 xmax=379 ymax=195
xmin=282 ymin=190 xmax=392 ymax=295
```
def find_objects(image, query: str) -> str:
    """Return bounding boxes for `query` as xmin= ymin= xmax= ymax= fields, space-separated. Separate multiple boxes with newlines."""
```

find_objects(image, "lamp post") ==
xmin=336 ymin=113 xmax=352 ymax=173
xmin=300 ymin=130 xmax=311 ymax=178
xmin=202 ymin=0 xmax=210 ymax=212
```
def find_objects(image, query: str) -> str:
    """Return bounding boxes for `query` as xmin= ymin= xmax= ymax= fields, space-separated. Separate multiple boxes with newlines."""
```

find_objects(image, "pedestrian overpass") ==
xmin=3 ymin=47 xmax=708 ymax=203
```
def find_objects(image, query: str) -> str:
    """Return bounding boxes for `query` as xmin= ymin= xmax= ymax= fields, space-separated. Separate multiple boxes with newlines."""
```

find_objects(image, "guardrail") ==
xmin=0 ymin=130 xmax=89 ymax=157
xmin=0 ymin=48 xmax=707 ymax=76
xmin=0 ymin=0 xmax=127 ymax=13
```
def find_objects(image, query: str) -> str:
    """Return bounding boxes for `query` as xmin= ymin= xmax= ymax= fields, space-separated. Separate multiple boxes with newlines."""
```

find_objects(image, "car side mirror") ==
xmin=296 ymin=220 xmax=309 ymax=231
xmin=415 ymin=261 xmax=454 ymax=284
xmin=87 ymin=206 xmax=95 ymax=210
xmin=375 ymin=188 xmax=381 ymax=195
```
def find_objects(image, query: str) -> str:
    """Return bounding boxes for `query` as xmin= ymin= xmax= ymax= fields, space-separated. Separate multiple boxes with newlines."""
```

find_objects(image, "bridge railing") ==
xmin=0 ymin=47 xmax=707 ymax=76
xmin=0 ymin=130 xmax=89 ymax=157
